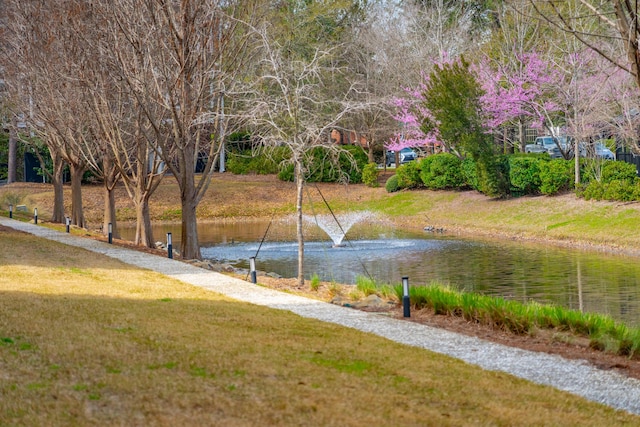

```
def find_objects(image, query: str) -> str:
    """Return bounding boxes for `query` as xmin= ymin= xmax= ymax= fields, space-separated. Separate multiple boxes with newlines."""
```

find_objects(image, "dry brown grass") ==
xmin=1 ymin=228 xmax=639 ymax=425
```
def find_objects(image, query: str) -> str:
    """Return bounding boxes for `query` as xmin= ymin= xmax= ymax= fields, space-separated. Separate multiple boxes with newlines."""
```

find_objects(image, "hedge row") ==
xmin=385 ymin=153 xmax=640 ymax=201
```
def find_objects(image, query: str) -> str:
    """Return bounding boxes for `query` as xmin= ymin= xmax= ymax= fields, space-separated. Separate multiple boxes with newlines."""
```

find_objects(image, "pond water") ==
xmin=120 ymin=218 xmax=640 ymax=326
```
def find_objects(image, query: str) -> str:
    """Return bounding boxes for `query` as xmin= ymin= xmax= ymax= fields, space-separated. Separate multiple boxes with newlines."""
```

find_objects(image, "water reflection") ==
xmin=119 ymin=219 xmax=640 ymax=326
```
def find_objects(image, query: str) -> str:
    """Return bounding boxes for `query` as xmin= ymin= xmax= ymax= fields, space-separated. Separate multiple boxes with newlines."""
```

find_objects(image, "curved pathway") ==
xmin=2 ymin=216 xmax=640 ymax=416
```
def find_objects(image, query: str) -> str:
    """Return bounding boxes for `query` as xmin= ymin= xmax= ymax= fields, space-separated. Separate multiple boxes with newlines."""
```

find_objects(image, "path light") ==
xmin=402 ymin=276 xmax=411 ymax=318
xmin=108 ymin=223 xmax=113 ymax=244
xmin=250 ymin=257 xmax=257 ymax=284
xmin=9 ymin=204 xmax=12 ymax=219
xmin=167 ymin=232 xmax=173 ymax=259
xmin=66 ymin=217 xmax=70 ymax=233
xmin=34 ymin=208 xmax=38 ymax=225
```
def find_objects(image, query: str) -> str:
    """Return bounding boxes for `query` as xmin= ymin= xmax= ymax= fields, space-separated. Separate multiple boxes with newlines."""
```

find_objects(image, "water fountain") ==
xmin=302 ymin=211 xmax=375 ymax=247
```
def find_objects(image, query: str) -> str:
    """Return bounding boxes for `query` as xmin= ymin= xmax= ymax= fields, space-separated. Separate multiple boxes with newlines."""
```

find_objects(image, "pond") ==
xmin=120 ymin=216 xmax=640 ymax=326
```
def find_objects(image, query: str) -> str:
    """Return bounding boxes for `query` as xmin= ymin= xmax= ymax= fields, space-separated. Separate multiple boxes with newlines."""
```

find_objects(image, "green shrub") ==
xmin=602 ymin=161 xmax=637 ymax=184
xmin=582 ymin=178 xmax=640 ymax=201
xmin=227 ymin=146 xmax=290 ymax=175
xmin=475 ymin=154 xmax=510 ymax=198
xmin=603 ymin=180 xmax=637 ymax=201
xmin=508 ymin=156 xmax=544 ymax=195
xmin=362 ymin=163 xmax=380 ymax=187
xmin=277 ymin=145 xmax=368 ymax=183
xmin=385 ymin=174 xmax=400 ymax=193
xmin=395 ymin=161 xmax=422 ymax=189
xmin=582 ymin=181 xmax=605 ymax=200
xmin=539 ymin=160 xmax=573 ymax=195
xmin=419 ymin=153 xmax=465 ymax=190
xmin=461 ymin=157 xmax=478 ymax=190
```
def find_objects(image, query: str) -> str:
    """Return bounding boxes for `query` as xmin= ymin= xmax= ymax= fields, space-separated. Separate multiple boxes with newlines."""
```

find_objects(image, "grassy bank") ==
xmin=2 ymin=174 xmax=640 ymax=254
xmin=1 ymin=228 xmax=639 ymax=425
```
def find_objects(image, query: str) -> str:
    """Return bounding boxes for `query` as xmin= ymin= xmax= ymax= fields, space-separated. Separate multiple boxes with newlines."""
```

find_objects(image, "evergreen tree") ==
xmin=421 ymin=58 xmax=509 ymax=197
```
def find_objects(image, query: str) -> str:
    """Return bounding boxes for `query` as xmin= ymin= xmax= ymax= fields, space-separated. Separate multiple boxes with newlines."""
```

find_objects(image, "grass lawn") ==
xmin=1 ymin=228 xmax=639 ymax=425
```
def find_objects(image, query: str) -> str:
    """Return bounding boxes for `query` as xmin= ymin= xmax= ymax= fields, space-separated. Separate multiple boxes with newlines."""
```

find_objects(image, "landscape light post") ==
xmin=34 ymin=208 xmax=38 ymax=225
xmin=9 ymin=204 xmax=12 ymax=219
xmin=108 ymin=223 xmax=113 ymax=244
xmin=402 ymin=276 xmax=411 ymax=318
xmin=167 ymin=233 xmax=173 ymax=259
xmin=250 ymin=257 xmax=257 ymax=284
xmin=66 ymin=217 xmax=70 ymax=233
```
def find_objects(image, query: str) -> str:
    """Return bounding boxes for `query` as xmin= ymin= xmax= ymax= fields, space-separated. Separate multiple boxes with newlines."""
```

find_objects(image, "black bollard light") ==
xmin=402 ymin=276 xmax=411 ymax=318
xmin=108 ymin=222 xmax=113 ymax=244
xmin=34 ymin=208 xmax=38 ymax=225
xmin=9 ymin=204 xmax=12 ymax=219
xmin=167 ymin=232 xmax=173 ymax=259
xmin=66 ymin=217 xmax=70 ymax=233
xmin=250 ymin=257 xmax=257 ymax=284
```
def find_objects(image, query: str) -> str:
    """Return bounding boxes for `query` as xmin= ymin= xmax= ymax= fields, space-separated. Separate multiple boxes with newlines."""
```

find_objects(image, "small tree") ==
xmin=242 ymin=23 xmax=366 ymax=285
xmin=422 ymin=58 xmax=509 ymax=197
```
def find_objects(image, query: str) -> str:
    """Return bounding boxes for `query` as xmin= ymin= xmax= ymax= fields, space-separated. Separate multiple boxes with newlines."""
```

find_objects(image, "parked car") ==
xmin=386 ymin=147 xmax=417 ymax=166
xmin=577 ymin=141 xmax=615 ymax=160
xmin=524 ymin=136 xmax=563 ymax=159
xmin=593 ymin=141 xmax=615 ymax=160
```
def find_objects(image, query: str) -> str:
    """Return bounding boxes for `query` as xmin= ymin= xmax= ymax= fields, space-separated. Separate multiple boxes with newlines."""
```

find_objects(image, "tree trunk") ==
xmin=180 ymin=196 xmax=200 ymax=260
xmin=134 ymin=198 xmax=154 ymax=248
xmin=177 ymin=140 xmax=202 ymax=260
xmin=295 ymin=163 xmax=305 ymax=286
xmin=367 ymin=136 xmax=375 ymax=163
xmin=50 ymin=155 xmax=65 ymax=223
xmin=574 ymin=138 xmax=581 ymax=186
xmin=102 ymin=156 xmax=120 ymax=238
xmin=7 ymin=129 xmax=17 ymax=184
xmin=103 ymin=184 xmax=118 ymax=238
xmin=70 ymin=163 xmax=86 ymax=228
xmin=518 ymin=120 xmax=525 ymax=152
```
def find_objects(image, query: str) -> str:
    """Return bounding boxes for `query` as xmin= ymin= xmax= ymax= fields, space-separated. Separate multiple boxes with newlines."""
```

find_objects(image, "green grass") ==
xmin=392 ymin=281 xmax=640 ymax=358
xmin=310 ymin=273 xmax=321 ymax=291
xmin=1 ymin=229 xmax=638 ymax=425
xmin=355 ymin=275 xmax=396 ymax=299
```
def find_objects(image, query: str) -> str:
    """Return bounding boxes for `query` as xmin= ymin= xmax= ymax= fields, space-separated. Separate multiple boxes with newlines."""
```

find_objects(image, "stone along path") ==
xmin=2 ymin=216 xmax=640 ymax=416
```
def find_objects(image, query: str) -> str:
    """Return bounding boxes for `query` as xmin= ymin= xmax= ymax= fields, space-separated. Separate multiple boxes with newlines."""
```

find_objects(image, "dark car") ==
xmin=386 ymin=147 xmax=417 ymax=166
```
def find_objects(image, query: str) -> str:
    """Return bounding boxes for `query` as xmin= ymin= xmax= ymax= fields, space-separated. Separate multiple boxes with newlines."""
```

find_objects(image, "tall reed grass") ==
xmin=392 ymin=281 xmax=640 ymax=359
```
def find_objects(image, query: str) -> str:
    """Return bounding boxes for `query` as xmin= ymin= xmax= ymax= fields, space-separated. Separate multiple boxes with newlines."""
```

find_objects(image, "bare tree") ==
xmin=529 ymin=0 xmax=640 ymax=89
xmin=340 ymin=1 xmax=411 ymax=162
xmin=3 ymin=0 xmax=93 ymax=225
xmin=240 ymin=23 xmax=367 ymax=285
xmin=100 ymin=0 xmax=254 ymax=259
xmin=87 ymin=79 xmax=165 ymax=247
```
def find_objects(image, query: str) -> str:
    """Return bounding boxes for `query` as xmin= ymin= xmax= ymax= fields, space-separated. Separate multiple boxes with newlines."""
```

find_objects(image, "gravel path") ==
xmin=3 ymin=216 xmax=640 ymax=416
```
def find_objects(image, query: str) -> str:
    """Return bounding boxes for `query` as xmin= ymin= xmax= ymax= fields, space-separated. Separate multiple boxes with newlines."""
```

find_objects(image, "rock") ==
xmin=350 ymin=294 xmax=387 ymax=309
xmin=330 ymin=296 xmax=348 ymax=306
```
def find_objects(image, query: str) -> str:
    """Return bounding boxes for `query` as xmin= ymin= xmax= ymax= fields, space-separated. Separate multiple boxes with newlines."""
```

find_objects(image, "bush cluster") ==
xmin=579 ymin=161 xmax=639 ymax=201
xmin=362 ymin=163 xmax=380 ymax=188
xmin=419 ymin=153 xmax=465 ymax=190
xmin=385 ymin=174 xmax=400 ymax=193
xmin=382 ymin=150 xmax=640 ymax=201
xmin=226 ymin=146 xmax=289 ymax=175
xmin=228 ymin=145 xmax=369 ymax=184
xmin=278 ymin=145 xmax=369 ymax=184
